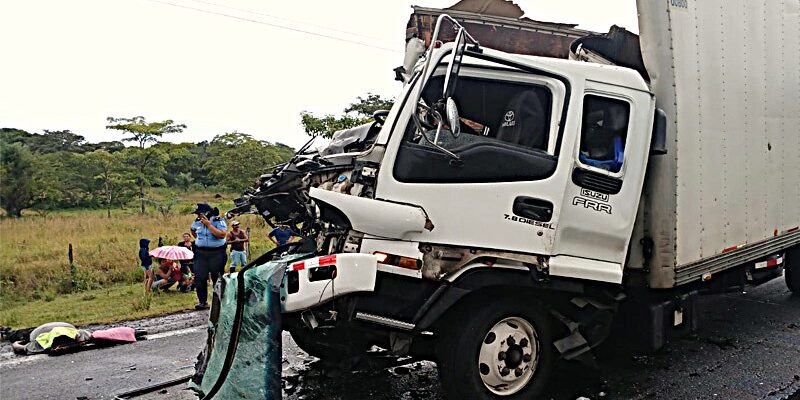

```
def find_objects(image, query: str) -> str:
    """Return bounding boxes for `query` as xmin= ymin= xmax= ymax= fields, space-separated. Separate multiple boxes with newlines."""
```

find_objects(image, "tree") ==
xmin=204 ymin=132 xmax=294 ymax=191
xmin=0 ymin=143 xmax=35 ymax=217
xmin=106 ymin=116 xmax=185 ymax=213
xmin=82 ymin=140 xmax=125 ymax=153
xmin=35 ymin=130 xmax=86 ymax=153
xmin=117 ymin=146 xmax=169 ymax=213
xmin=152 ymin=142 xmax=200 ymax=187
xmin=174 ymin=172 xmax=194 ymax=192
xmin=85 ymin=150 xmax=136 ymax=218
xmin=300 ymin=92 xmax=394 ymax=139
xmin=0 ymin=128 xmax=34 ymax=146
xmin=345 ymin=93 xmax=395 ymax=116
xmin=106 ymin=116 xmax=186 ymax=148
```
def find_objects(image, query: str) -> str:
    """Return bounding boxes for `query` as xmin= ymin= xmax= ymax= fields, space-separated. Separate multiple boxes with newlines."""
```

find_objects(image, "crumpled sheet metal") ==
xmin=191 ymin=255 xmax=304 ymax=399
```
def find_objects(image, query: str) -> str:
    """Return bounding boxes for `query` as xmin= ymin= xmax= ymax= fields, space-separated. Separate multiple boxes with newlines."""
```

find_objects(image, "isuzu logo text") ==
xmin=580 ymin=188 xmax=609 ymax=202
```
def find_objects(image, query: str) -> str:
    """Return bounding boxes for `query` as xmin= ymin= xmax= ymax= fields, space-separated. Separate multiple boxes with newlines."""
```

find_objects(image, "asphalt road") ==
xmin=1 ymin=277 xmax=799 ymax=400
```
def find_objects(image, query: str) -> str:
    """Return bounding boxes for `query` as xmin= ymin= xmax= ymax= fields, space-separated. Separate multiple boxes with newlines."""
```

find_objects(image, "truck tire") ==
xmin=437 ymin=298 xmax=554 ymax=400
xmin=786 ymin=248 xmax=800 ymax=293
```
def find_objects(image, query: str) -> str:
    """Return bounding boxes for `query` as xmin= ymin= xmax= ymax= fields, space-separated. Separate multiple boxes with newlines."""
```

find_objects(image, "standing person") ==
xmin=190 ymin=203 xmax=227 ymax=310
xmin=176 ymin=232 xmax=195 ymax=272
xmin=138 ymin=238 xmax=153 ymax=293
xmin=268 ymin=222 xmax=298 ymax=247
xmin=226 ymin=221 xmax=249 ymax=273
xmin=176 ymin=232 xmax=196 ymax=292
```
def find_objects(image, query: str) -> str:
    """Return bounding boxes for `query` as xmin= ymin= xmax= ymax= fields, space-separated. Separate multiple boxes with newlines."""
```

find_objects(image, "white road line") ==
xmin=145 ymin=325 xmax=206 ymax=340
xmin=0 ymin=325 xmax=206 ymax=369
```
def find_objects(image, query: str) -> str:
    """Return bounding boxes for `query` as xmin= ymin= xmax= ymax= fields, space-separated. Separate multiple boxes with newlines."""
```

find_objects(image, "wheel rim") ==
xmin=477 ymin=316 xmax=540 ymax=396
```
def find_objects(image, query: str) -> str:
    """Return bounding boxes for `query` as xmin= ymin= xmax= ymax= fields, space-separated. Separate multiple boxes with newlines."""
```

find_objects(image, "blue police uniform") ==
xmin=192 ymin=217 xmax=228 ymax=308
xmin=192 ymin=218 xmax=228 ymax=248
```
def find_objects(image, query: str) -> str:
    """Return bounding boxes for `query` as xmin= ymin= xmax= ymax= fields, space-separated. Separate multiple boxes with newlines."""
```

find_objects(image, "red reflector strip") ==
xmin=722 ymin=245 xmax=740 ymax=254
xmin=291 ymin=261 xmax=305 ymax=271
xmin=319 ymin=255 xmax=337 ymax=266
xmin=767 ymin=258 xmax=779 ymax=267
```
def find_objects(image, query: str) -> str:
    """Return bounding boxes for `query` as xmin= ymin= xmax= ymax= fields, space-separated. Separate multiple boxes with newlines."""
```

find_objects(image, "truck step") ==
xmin=355 ymin=312 xmax=416 ymax=331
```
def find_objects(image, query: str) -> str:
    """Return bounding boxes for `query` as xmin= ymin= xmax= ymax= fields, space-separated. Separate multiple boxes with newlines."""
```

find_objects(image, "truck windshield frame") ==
xmin=393 ymin=60 xmax=563 ymax=184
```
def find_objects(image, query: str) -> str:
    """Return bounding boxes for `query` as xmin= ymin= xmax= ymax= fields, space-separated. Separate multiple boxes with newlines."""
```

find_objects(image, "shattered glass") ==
xmin=191 ymin=253 xmax=309 ymax=399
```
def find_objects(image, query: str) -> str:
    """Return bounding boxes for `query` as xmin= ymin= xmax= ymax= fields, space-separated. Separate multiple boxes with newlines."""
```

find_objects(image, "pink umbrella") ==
xmin=149 ymin=245 xmax=194 ymax=260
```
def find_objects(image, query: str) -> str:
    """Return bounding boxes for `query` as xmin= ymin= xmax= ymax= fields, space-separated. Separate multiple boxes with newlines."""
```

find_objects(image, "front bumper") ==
xmin=281 ymin=253 xmax=378 ymax=313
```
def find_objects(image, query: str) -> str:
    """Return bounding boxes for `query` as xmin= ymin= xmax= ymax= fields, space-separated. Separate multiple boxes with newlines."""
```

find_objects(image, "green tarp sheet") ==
xmin=191 ymin=254 xmax=305 ymax=399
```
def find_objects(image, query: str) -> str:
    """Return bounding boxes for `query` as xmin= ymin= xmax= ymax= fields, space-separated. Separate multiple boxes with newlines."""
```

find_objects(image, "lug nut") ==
xmin=514 ymin=368 xmax=523 ymax=377
xmin=507 ymin=336 xmax=515 ymax=346
xmin=500 ymin=367 xmax=510 ymax=376
xmin=498 ymin=351 xmax=506 ymax=361
xmin=523 ymin=353 xmax=532 ymax=363
xmin=520 ymin=338 xmax=529 ymax=348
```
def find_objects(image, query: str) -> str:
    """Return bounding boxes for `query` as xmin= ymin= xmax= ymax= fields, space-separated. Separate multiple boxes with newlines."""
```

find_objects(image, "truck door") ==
xmin=374 ymin=60 xmax=570 ymax=258
xmin=549 ymin=82 xmax=654 ymax=283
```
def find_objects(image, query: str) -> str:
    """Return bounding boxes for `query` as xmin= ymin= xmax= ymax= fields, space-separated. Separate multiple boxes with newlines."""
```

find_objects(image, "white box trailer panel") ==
xmin=634 ymin=0 xmax=800 ymax=288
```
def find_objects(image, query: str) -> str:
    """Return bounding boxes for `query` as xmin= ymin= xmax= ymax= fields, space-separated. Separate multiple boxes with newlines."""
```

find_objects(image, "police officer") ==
xmin=190 ymin=203 xmax=227 ymax=310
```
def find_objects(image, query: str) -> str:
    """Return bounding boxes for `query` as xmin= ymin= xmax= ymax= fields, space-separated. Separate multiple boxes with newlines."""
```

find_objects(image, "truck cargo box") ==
xmin=631 ymin=0 xmax=800 ymax=288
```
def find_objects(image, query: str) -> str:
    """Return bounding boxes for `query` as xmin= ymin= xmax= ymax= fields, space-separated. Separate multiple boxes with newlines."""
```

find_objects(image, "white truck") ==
xmin=230 ymin=1 xmax=800 ymax=398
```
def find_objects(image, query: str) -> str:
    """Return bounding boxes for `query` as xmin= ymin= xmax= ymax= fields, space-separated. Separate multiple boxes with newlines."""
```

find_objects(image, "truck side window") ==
xmin=578 ymin=96 xmax=630 ymax=173
xmin=394 ymin=75 xmax=558 ymax=183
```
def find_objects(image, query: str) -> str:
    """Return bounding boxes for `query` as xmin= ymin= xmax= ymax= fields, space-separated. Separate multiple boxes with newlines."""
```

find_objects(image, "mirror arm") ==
xmin=412 ymin=109 xmax=461 ymax=161
xmin=419 ymin=15 xmax=479 ymax=92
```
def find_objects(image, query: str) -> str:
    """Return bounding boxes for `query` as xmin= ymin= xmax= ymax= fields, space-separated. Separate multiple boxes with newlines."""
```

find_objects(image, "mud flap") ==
xmin=549 ymin=290 xmax=624 ymax=367
xmin=190 ymin=255 xmax=301 ymax=399
xmin=614 ymin=289 xmax=698 ymax=351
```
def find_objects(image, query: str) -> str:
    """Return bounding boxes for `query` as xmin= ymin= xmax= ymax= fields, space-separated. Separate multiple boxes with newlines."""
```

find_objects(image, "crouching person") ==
xmin=177 ymin=264 xmax=195 ymax=293
xmin=152 ymin=258 xmax=178 ymax=292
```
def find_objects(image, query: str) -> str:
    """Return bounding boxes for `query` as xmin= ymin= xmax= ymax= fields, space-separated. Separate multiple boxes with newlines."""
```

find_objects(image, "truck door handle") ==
xmin=513 ymin=197 xmax=553 ymax=222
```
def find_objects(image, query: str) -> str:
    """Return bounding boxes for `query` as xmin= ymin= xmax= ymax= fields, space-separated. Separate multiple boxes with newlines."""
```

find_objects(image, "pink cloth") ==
xmin=91 ymin=327 xmax=137 ymax=343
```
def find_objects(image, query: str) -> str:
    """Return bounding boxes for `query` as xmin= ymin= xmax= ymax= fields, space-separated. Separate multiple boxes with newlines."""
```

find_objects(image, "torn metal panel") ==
xmin=420 ymin=244 xmax=544 ymax=280
xmin=408 ymin=3 xmax=595 ymax=59
xmin=570 ymin=25 xmax=649 ymax=81
xmin=445 ymin=0 xmax=524 ymax=19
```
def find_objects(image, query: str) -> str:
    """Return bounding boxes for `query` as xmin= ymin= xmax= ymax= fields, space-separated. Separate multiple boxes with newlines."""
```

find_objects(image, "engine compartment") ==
xmin=229 ymin=119 xmax=385 ymax=255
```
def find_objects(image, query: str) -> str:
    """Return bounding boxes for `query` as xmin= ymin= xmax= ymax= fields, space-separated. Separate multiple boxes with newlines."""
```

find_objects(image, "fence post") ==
xmin=68 ymin=243 xmax=77 ymax=291
xmin=158 ymin=236 xmax=163 ymax=247
xmin=246 ymin=227 xmax=251 ymax=259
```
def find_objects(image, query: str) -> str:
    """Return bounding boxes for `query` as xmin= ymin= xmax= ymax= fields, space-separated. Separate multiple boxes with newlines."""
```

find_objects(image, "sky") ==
xmin=0 ymin=0 xmax=638 ymax=149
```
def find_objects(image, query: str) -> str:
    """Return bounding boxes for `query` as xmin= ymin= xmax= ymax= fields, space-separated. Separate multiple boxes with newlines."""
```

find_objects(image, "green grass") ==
xmin=0 ymin=190 xmax=278 ymax=327
xmin=0 ymin=282 xmax=199 ymax=328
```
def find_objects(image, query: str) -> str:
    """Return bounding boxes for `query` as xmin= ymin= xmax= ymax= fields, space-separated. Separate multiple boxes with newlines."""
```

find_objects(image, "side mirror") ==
xmin=446 ymin=98 xmax=460 ymax=137
xmin=442 ymin=28 xmax=466 ymax=99
xmin=650 ymin=108 xmax=668 ymax=155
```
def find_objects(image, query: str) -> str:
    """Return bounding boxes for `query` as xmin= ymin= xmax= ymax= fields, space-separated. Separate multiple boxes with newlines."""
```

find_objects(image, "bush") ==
xmin=131 ymin=292 xmax=152 ymax=311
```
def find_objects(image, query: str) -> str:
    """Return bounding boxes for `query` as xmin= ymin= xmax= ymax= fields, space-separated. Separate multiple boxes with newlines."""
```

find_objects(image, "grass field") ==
xmin=0 ymin=283 xmax=197 ymax=328
xmin=0 ymin=191 xmax=277 ymax=328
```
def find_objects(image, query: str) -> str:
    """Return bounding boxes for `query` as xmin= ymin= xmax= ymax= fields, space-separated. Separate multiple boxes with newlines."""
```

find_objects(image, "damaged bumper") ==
xmin=281 ymin=253 xmax=378 ymax=313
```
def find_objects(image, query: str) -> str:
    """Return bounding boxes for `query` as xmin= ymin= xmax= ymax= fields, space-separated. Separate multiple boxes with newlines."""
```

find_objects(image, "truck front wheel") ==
xmin=437 ymin=299 xmax=554 ymax=399
xmin=786 ymin=248 xmax=800 ymax=293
